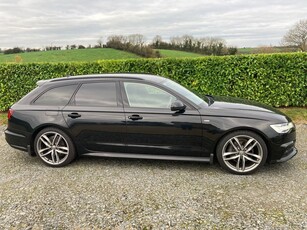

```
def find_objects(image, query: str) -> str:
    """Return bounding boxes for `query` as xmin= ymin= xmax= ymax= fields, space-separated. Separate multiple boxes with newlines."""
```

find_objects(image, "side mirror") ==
xmin=171 ymin=100 xmax=186 ymax=112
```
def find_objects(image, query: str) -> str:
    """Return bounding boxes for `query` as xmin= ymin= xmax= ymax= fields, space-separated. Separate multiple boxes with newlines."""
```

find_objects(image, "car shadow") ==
xmin=75 ymin=155 xmax=220 ymax=173
xmin=13 ymin=149 xmax=299 ymax=177
xmin=259 ymin=161 xmax=297 ymax=175
xmin=73 ymin=156 xmax=299 ymax=178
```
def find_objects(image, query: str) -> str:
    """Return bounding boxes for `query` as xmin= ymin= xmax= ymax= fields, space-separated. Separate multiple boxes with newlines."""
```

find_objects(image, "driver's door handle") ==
xmin=68 ymin=112 xmax=81 ymax=119
xmin=128 ymin=115 xmax=143 ymax=121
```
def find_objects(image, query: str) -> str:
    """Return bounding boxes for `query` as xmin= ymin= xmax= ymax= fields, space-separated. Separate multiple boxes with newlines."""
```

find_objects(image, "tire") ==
xmin=34 ymin=127 xmax=76 ymax=167
xmin=216 ymin=131 xmax=267 ymax=175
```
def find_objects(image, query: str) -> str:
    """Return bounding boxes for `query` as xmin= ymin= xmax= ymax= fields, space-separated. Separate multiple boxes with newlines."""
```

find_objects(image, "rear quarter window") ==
xmin=33 ymin=84 xmax=78 ymax=106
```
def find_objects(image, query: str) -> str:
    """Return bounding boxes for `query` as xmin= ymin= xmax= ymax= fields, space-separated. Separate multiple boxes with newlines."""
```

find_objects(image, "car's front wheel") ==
xmin=216 ymin=131 xmax=267 ymax=175
xmin=34 ymin=128 xmax=76 ymax=167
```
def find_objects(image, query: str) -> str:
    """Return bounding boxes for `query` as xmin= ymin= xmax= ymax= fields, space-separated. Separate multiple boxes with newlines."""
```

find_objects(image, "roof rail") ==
xmin=36 ymin=79 xmax=51 ymax=86
xmin=50 ymin=73 xmax=146 ymax=82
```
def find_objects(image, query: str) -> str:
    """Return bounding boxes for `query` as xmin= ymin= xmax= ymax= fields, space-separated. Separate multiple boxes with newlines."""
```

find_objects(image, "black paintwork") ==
xmin=5 ymin=74 xmax=297 ymax=163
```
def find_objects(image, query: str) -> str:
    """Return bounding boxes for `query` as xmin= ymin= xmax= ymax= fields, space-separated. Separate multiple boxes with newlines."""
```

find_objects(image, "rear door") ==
xmin=62 ymin=80 xmax=126 ymax=153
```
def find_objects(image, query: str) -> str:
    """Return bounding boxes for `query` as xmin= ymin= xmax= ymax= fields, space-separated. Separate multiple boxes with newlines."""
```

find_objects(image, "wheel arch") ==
xmin=30 ymin=124 xmax=76 ymax=156
xmin=213 ymin=126 xmax=271 ymax=162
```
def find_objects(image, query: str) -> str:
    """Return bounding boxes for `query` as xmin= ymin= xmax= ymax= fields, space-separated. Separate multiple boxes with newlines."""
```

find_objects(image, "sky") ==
xmin=0 ymin=0 xmax=306 ymax=49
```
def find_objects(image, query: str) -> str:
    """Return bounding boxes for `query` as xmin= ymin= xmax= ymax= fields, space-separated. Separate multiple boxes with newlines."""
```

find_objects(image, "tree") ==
xmin=97 ymin=37 xmax=104 ymax=48
xmin=182 ymin=35 xmax=194 ymax=50
xmin=105 ymin=34 xmax=160 ymax=58
xmin=170 ymin=36 xmax=183 ymax=48
xmin=152 ymin=35 xmax=162 ymax=46
xmin=227 ymin=47 xmax=238 ymax=55
xmin=282 ymin=19 xmax=307 ymax=51
xmin=128 ymin=34 xmax=146 ymax=46
xmin=4 ymin=47 xmax=24 ymax=54
xmin=151 ymin=35 xmax=170 ymax=49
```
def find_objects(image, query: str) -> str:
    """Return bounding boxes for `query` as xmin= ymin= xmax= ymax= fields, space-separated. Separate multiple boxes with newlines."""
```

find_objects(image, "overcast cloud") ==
xmin=0 ymin=0 xmax=306 ymax=48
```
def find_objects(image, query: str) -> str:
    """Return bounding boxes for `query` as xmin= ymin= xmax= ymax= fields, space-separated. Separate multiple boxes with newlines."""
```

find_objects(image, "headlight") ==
xmin=270 ymin=122 xmax=294 ymax=133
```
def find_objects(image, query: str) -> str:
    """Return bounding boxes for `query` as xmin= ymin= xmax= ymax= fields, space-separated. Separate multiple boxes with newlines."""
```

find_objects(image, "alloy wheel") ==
xmin=221 ymin=135 xmax=263 ymax=173
xmin=36 ymin=131 xmax=70 ymax=165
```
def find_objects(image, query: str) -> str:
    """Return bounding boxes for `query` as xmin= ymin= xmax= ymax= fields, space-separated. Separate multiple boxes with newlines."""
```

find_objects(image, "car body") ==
xmin=5 ymin=74 xmax=297 ymax=174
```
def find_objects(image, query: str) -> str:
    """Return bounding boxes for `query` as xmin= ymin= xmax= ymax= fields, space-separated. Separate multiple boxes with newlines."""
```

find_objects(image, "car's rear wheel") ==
xmin=216 ymin=131 xmax=267 ymax=175
xmin=34 ymin=128 xmax=76 ymax=167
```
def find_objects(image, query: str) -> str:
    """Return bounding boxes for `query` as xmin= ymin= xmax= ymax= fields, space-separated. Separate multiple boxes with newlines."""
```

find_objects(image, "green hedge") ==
xmin=0 ymin=53 xmax=306 ymax=111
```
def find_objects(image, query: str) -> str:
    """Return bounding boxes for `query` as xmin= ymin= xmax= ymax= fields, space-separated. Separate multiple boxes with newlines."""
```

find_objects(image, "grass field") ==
xmin=0 ymin=113 xmax=6 ymax=125
xmin=0 ymin=48 xmax=140 ymax=63
xmin=0 ymin=47 xmax=300 ymax=63
xmin=0 ymin=48 xmax=202 ymax=63
xmin=157 ymin=49 xmax=203 ymax=58
xmin=279 ymin=107 xmax=307 ymax=124
xmin=237 ymin=47 xmax=299 ymax=55
xmin=237 ymin=48 xmax=255 ymax=54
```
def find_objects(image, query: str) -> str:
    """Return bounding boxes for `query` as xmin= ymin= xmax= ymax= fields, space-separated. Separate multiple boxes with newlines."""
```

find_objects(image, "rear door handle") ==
xmin=128 ymin=115 xmax=143 ymax=121
xmin=68 ymin=112 xmax=81 ymax=119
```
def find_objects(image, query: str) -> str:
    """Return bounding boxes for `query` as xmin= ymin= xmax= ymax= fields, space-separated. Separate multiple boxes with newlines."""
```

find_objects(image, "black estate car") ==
xmin=5 ymin=74 xmax=297 ymax=174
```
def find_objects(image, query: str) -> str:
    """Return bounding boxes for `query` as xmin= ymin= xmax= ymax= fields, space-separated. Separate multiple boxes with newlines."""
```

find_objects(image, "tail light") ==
xmin=8 ymin=109 xmax=14 ymax=120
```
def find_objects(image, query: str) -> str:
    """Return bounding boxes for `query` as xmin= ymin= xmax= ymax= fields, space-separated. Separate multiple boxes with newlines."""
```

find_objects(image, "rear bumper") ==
xmin=5 ymin=129 xmax=29 ymax=152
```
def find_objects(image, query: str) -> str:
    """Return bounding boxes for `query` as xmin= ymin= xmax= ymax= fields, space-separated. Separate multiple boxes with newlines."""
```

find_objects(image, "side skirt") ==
xmin=83 ymin=152 xmax=214 ymax=164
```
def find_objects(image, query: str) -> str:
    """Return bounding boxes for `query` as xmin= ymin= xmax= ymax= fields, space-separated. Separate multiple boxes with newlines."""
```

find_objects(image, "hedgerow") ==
xmin=0 ymin=53 xmax=306 ymax=111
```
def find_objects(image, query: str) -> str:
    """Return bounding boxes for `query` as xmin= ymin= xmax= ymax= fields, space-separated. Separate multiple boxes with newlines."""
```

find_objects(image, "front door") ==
xmin=121 ymin=81 xmax=203 ymax=156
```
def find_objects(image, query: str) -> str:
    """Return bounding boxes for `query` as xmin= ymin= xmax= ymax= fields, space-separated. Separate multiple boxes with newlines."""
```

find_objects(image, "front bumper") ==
xmin=269 ymin=135 xmax=298 ymax=163
xmin=276 ymin=141 xmax=298 ymax=163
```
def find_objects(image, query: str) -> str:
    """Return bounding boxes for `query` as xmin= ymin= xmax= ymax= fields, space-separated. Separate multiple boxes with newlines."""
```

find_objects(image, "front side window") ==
xmin=34 ymin=84 xmax=77 ymax=106
xmin=162 ymin=79 xmax=204 ymax=106
xmin=74 ymin=82 xmax=117 ymax=107
xmin=124 ymin=82 xmax=176 ymax=108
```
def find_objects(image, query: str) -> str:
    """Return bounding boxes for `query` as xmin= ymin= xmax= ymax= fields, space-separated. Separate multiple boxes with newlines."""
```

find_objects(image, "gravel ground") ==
xmin=0 ymin=125 xmax=306 ymax=229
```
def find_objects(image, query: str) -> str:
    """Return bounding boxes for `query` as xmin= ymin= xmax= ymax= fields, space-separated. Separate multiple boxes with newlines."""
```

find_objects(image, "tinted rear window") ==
xmin=34 ymin=84 xmax=77 ymax=106
xmin=74 ymin=82 xmax=117 ymax=107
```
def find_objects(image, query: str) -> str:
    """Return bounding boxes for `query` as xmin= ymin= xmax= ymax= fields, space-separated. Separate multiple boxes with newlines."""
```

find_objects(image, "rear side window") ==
xmin=74 ymin=82 xmax=117 ymax=107
xmin=34 ymin=84 xmax=77 ymax=106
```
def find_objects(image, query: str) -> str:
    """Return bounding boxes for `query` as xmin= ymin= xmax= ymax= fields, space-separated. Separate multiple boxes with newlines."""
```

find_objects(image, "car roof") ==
xmin=37 ymin=73 xmax=168 ymax=86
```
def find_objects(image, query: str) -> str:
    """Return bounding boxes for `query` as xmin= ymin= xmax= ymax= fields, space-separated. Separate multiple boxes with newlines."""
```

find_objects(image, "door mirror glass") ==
xmin=171 ymin=100 xmax=186 ymax=111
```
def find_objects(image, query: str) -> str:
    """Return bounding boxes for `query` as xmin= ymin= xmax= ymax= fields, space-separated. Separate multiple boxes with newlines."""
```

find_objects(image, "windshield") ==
xmin=162 ymin=79 xmax=205 ymax=106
